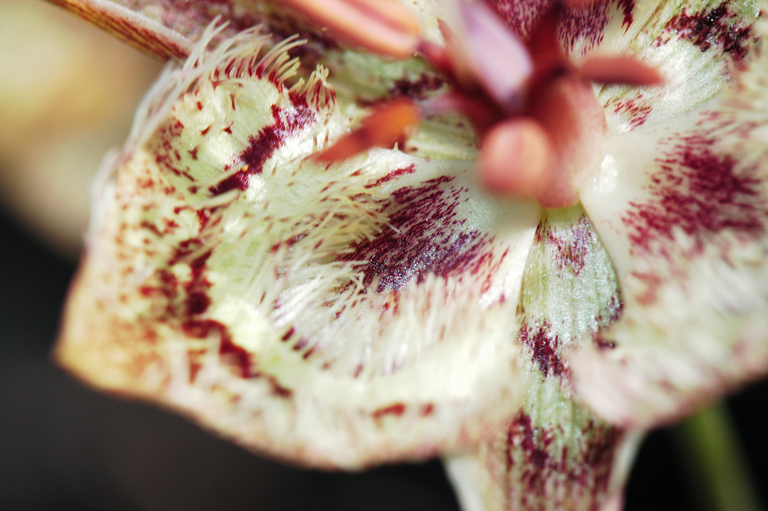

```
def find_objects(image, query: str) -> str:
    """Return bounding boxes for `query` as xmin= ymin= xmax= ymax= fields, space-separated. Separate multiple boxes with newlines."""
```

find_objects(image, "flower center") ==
xmin=296 ymin=0 xmax=662 ymax=209
xmin=481 ymin=74 xmax=608 ymax=208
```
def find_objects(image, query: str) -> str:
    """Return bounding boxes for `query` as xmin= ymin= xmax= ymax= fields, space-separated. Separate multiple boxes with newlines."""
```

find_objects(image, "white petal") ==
xmin=575 ymin=18 xmax=768 ymax=427
xmin=595 ymin=0 xmax=761 ymax=133
xmin=56 ymin=26 xmax=541 ymax=468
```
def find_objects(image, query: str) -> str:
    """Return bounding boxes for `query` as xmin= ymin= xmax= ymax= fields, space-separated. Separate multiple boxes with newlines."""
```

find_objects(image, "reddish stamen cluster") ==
xmin=302 ymin=0 xmax=663 ymax=208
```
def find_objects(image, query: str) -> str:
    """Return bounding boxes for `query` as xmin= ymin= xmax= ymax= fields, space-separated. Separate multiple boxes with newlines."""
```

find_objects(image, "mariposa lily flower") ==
xmin=49 ymin=0 xmax=767 ymax=509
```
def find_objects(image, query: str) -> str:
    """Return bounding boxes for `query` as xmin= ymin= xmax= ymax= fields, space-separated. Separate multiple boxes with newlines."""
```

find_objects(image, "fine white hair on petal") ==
xmin=56 ymin=18 xmax=543 ymax=468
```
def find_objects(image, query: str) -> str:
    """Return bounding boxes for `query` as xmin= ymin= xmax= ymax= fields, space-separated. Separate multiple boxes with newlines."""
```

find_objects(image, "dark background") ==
xmin=1 ymin=203 xmax=766 ymax=511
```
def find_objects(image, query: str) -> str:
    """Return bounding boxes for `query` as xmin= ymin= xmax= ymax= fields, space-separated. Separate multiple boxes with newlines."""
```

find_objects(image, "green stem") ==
xmin=674 ymin=402 xmax=764 ymax=511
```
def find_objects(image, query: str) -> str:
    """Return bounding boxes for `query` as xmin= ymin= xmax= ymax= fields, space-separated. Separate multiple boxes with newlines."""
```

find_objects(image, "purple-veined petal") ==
xmin=55 ymin=26 xmax=543 ymax=468
xmin=574 ymin=14 xmax=768 ymax=428
xmin=487 ymin=0 xmax=661 ymax=50
xmin=487 ymin=0 xmax=759 ymax=133
xmin=596 ymin=0 xmax=761 ymax=133
xmin=446 ymin=208 xmax=640 ymax=511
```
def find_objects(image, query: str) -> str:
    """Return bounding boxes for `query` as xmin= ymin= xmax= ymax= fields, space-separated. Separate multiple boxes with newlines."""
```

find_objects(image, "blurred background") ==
xmin=0 ymin=0 xmax=766 ymax=509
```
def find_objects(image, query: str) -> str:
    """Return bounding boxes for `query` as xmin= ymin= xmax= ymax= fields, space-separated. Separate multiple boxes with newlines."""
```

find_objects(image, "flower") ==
xmin=50 ymin=0 xmax=767 ymax=509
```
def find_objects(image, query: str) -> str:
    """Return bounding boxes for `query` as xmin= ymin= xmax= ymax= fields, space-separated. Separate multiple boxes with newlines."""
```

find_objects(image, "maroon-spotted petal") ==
xmin=447 ymin=208 xmax=639 ymax=511
xmin=55 ymin=27 xmax=541 ymax=468
xmin=574 ymin=24 xmax=768 ymax=427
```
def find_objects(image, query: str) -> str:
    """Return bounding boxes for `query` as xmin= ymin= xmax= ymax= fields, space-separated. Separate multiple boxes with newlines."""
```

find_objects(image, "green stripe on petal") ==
xmin=575 ymin=12 xmax=768 ymax=428
xmin=447 ymin=207 xmax=640 ymax=511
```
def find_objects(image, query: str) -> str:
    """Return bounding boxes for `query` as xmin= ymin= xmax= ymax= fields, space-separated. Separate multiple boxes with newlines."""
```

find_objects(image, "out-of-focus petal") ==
xmin=574 ymin=16 xmax=768 ymax=428
xmin=47 ymin=0 xmax=196 ymax=59
xmin=446 ymin=208 xmax=640 ymax=511
xmin=55 ymin=27 xmax=542 ymax=468
xmin=46 ymin=0 xmax=445 ymax=60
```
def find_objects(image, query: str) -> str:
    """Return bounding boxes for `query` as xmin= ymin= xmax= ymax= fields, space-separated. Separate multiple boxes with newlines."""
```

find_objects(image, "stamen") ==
xmin=422 ymin=92 xmax=501 ymax=136
xmin=282 ymin=0 xmax=420 ymax=58
xmin=455 ymin=0 xmax=533 ymax=113
xmin=314 ymin=99 xmax=421 ymax=162
xmin=578 ymin=56 xmax=665 ymax=86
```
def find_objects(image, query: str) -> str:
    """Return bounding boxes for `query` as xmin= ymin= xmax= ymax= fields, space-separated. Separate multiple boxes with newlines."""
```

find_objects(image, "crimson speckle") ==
xmin=595 ymin=337 xmax=617 ymax=350
xmin=339 ymin=177 xmax=492 ymax=292
xmin=364 ymin=164 xmax=416 ymax=188
xmin=292 ymin=337 xmax=309 ymax=352
xmin=139 ymin=220 xmax=163 ymax=237
xmin=609 ymin=95 xmax=652 ymax=131
xmin=537 ymin=215 xmax=593 ymax=277
xmin=518 ymin=319 xmax=567 ymax=377
xmin=508 ymin=413 xmax=552 ymax=491
xmin=218 ymin=328 xmax=253 ymax=377
xmin=186 ymin=292 xmax=210 ymax=315
xmin=266 ymin=380 xmax=294 ymax=398
xmin=580 ymin=422 xmax=622 ymax=497
xmin=372 ymin=403 xmax=406 ymax=419
xmin=623 ymin=133 xmax=766 ymax=255
xmin=660 ymin=2 xmax=753 ymax=62
xmin=281 ymin=327 xmax=295 ymax=342
xmin=154 ymin=118 xmax=195 ymax=180
xmin=616 ymin=0 xmax=634 ymax=29
xmin=210 ymin=103 xmax=316 ymax=195
xmin=183 ymin=318 xmax=229 ymax=340
xmin=419 ymin=403 xmax=435 ymax=417
xmin=506 ymin=413 xmax=624 ymax=507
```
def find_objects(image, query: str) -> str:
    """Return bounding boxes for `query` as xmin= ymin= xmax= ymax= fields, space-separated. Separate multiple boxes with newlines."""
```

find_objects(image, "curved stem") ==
xmin=674 ymin=401 xmax=764 ymax=511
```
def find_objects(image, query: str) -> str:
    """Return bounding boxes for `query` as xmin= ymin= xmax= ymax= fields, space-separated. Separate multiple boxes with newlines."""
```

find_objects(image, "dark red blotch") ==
xmin=338 ymin=177 xmax=492 ymax=293
xmin=624 ymin=134 xmax=765 ymax=254
xmin=519 ymin=319 xmax=567 ymax=377
xmin=663 ymin=2 xmax=753 ymax=62
xmin=209 ymin=102 xmax=316 ymax=196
